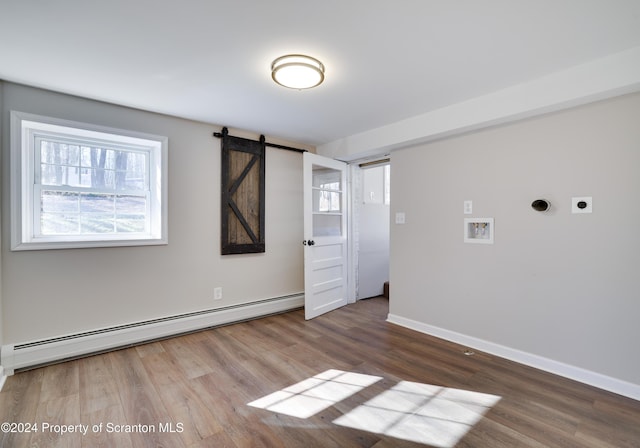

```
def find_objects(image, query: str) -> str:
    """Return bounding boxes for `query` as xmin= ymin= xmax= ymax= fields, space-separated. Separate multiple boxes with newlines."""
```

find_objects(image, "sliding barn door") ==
xmin=303 ymin=153 xmax=348 ymax=319
xmin=220 ymin=129 xmax=265 ymax=254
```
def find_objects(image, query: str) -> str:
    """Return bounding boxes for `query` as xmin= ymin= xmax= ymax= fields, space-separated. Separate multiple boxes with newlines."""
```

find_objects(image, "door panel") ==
xmin=304 ymin=153 xmax=348 ymax=319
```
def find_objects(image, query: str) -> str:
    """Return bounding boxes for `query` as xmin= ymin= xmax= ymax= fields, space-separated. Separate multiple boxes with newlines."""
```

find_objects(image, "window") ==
xmin=11 ymin=111 xmax=168 ymax=250
xmin=313 ymin=168 xmax=342 ymax=212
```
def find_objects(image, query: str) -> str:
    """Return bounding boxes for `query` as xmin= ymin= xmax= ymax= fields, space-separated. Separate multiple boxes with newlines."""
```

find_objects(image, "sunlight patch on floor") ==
xmin=248 ymin=370 xmax=501 ymax=447
xmin=247 ymin=369 xmax=383 ymax=418
xmin=333 ymin=381 xmax=501 ymax=447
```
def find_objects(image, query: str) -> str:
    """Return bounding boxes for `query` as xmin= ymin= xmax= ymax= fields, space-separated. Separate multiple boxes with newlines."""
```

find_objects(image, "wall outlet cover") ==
xmin=571 ymin=196 xmax=592 ymax=214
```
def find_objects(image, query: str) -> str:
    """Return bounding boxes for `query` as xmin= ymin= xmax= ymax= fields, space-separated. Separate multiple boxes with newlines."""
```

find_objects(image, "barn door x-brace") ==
xmin=219 ymin=127 xmax=265 ymax=255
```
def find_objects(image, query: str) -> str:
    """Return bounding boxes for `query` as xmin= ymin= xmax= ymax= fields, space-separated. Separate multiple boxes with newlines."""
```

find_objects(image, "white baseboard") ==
xmin=1 ymin=294 xmax=304 ymax=376
xmin=387 ymin=313 xmax=640 ymax=402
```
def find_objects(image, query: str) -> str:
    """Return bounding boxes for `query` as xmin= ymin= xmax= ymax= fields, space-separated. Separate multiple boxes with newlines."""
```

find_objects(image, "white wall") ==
xmin=0 ymin=82 xmax=306 ymax=344
xmin=390 ymin=92 xmax=640 ymax=389
xmin=358 ymin=166 xmax=389 ymax=299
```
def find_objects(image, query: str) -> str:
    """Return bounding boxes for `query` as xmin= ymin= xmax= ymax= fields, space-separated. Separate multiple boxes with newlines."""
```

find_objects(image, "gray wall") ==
xmin=390 ymin=92 xmax=640 ymax=385
xmin=1 ymin=82 xmax=305 ymax=344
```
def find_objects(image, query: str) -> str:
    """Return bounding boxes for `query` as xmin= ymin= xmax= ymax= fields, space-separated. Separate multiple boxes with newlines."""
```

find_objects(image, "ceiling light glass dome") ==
xmin=271 ymin=54 xmax=325 ymax=90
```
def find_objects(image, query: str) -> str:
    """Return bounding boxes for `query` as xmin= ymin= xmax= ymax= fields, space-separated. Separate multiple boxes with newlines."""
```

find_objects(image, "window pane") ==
xmin=313 ymin=214 xmax=342 ymax=237
xmin=41 ymin=213 xmax=79 ymax=234
xmin=80 ymin=193 xmax=114 ymax=213
xmin=80 ymin=146 xmax=91 ymax=167
xmin=67 ymin=145 xmax=80 ymax=165
xmin=117 ymin=172 xmax=145 ymax=190
xmin=45 ymin=165 xmax=84 ymax=187
xmin=79 ymin=168 xmax=115 ymax=188
xmin=85 ymin=147 xmax=98 ymax=168
xmin=116 ymin=195 xmax=146 ymax=214
xmin=40 ymin=140 xmax=57 ymax=163
xmin=41 ymin=191 xmax=79 ymax=212
xmin=39 ymin=193 xmax=149 ymax=235
xmin=116 ymin=217 xmax=146 ymax=233
xmin=104 ymin=149 xmax=117 ymax=170
xmin=40 ymin=140 xmax=147 ymax=191
xmin=128 ymin=151 xmax=147 ymax=169
xmin=79 ymin=195 xmax=115 ymax=233
xmin=41 ymin=163 xmax=65 ymax=186
xmin=81 ymin=215 xmax=115 ymax=233
xmin=103 ymin=170 xmax=116 ymax=188
xmin=115 ymin=195 xmax=146 ymax=232
xmin=117 ymin=152 xmax=147 ymax=190
xmin=313 ymin=190 xmax=342 ymax=213
xmin=312 ymin=166 xmax=342 ymax=190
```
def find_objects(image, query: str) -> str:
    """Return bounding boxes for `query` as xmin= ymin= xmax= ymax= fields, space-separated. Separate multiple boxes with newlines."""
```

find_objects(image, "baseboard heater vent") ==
xmin=1 ymin=293 xmax=304 ymax=375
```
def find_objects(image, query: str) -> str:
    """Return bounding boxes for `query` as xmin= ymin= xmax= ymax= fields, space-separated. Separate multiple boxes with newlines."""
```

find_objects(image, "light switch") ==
xmin=395 ymin=212 xmax=406 ymax=224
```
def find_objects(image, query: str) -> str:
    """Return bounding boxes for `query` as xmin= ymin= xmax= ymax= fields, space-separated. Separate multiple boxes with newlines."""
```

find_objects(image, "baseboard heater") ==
xmin=1 ymin=293 xmax=304 ymax=376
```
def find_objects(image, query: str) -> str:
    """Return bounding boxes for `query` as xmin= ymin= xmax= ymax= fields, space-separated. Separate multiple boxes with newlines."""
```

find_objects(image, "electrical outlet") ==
xmin=214 ymin=287 xmax=223 ymax=300
xmin=572 ymin=196 xmax=592 ymax=214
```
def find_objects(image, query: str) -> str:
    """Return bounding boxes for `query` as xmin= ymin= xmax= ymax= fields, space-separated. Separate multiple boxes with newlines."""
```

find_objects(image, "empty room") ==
xmin=1 ymin=1 xmax=639 ymax=447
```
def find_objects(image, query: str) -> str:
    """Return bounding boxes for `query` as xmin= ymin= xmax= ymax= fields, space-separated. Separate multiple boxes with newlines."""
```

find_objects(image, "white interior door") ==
xmin=303 ymin=153 xmax=348 ymax=319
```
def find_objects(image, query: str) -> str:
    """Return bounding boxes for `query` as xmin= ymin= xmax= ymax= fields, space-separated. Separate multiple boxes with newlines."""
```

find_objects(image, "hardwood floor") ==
xmin=1 ymin=297 xmax=639 ymax=447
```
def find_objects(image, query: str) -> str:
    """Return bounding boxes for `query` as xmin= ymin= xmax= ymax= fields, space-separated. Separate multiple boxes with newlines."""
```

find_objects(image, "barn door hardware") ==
xmin=213 ymin=129 xmax=308 ymax=154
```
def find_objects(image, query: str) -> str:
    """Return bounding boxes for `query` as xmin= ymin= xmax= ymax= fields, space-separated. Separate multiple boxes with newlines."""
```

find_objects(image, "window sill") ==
xmin=11 ymin=237 xmax=168 ymax=251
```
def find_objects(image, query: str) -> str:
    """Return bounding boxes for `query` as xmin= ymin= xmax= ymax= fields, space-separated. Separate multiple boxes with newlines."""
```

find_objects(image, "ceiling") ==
xmin=1 ymin=1 xmax=640 ymax=151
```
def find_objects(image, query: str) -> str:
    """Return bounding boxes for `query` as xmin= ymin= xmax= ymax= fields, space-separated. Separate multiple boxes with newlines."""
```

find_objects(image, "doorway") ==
xmin=352 ymin=161 xmax=390 ymax=300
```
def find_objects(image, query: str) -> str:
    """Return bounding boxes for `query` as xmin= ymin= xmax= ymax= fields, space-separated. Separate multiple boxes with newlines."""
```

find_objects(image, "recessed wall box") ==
xmin=572 ymin=197 xmax=592 ymax=214
xmin=464 ymin=218 xmax=494 ymax=244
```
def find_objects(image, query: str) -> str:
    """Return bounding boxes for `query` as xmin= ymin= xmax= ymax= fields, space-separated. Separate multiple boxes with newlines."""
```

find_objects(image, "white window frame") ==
xmin=11 ymin=111 xmax=168 ymax=250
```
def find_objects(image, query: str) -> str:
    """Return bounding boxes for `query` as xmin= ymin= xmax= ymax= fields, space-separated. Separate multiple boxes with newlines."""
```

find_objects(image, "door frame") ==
xmin=347 ymin=157 xmax=392 ymax=302
xmin=303 ymin=153 xmax=390 ymax=311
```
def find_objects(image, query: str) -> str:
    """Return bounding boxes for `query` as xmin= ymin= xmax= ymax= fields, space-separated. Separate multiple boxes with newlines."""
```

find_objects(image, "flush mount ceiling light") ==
xmin=271 ymin=54 xmax=325 ymax=89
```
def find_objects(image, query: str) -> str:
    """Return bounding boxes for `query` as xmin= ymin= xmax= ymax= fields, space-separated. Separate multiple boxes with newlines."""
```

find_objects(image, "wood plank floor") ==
xmin=1 ymin=297 xmax=639 ymax=447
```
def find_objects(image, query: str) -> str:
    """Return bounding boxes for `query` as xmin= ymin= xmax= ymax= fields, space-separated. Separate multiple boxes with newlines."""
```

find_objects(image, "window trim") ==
xmin=11 ymin=111 xmax=168 ymax=251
